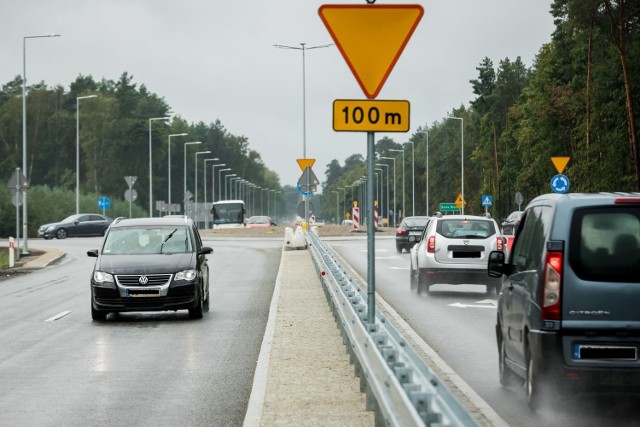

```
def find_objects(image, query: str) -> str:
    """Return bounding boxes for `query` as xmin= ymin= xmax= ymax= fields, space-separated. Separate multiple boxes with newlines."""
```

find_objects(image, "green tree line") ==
xmin=319 ymin=0 xmax=639 ymax=224
xmin=0 ymin=72 xmax=287 ymax=237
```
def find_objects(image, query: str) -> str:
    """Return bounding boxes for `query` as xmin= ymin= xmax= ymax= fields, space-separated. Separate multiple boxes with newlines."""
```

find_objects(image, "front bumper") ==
xmin=91 ymin=280 xmax=198 ymax=312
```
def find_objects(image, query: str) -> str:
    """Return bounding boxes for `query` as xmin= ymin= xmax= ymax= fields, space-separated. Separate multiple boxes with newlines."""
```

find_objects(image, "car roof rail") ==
xmin=433 ymin=211 xmax=443 ymax=218
xmin=483 ymin=212 xmax=492 ymax=218
xmin=113 ymin=216 xmax=126 ymax=224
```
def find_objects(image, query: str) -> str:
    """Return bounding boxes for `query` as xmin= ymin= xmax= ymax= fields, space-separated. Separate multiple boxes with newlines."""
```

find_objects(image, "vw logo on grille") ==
xmin=138 ymin=276 xmax=149 ymax=285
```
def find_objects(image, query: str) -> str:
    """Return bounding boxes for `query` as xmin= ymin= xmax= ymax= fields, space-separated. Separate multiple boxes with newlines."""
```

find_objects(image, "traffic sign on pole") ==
xmin=296 ymin=159 xmax=316 ymax=171
xmin=333 ymin=99 xmax=410 ymax=132
xmin=318 ymin=4 xmax=424 ymax=99
xmin=551 ymin=157 xmax=570 ymax=174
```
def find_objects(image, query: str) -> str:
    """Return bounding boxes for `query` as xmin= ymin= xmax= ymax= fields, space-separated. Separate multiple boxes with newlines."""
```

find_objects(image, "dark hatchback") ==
xmin=88 ymin=217 xmax=213 ymax=320
xmin=38 ymin=213 xmax=112 ymax=239
xmin=395 ymin=216 xmax=430 ymax=253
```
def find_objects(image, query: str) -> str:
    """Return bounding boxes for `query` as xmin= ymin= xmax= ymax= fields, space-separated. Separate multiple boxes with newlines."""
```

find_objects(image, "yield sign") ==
xmin=297 ymin=158 xmax=316 ymax=172
xmin=551 ymin=157 xmax=570 ymax=174
xmin=319 ymin=4 xmax=424 ymax=99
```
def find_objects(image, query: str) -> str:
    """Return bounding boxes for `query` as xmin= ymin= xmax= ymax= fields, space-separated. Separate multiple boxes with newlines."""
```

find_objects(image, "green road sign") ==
xmin=439 ymin=202 xmax=460 ymax=212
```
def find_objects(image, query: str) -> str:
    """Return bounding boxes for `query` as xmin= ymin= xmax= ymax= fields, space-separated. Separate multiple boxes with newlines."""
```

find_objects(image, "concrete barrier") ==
xmin=284 ymin=227 xmax=307 ymax=250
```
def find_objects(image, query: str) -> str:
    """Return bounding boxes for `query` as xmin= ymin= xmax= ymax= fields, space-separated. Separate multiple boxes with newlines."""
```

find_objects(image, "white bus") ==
xmin=211 ymin=200 xmax=246 ymax=229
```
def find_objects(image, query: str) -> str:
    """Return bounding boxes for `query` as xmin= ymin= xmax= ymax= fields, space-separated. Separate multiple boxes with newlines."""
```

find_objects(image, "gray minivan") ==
xmin=488 ymin=193 xmax=640 ymax=409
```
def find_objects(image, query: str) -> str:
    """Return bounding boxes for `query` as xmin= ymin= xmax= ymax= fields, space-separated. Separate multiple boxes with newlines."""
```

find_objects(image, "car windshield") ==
xmin=438 ymin=219 xmax=495 ymax=239
xmin=249 ymin=216 xmax=270 ymax=224
xmin=102 ymin=226 xmax=193 ymax=255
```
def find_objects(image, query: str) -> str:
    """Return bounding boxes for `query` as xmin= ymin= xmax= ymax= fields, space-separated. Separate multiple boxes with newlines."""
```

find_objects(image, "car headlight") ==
xmin=175 ymin=269 xmax=197 ymax=281
xmin=93 ymin=271 xmax=114 ymax=283
xmin=46 ymin=225 xmax=56 ymax=232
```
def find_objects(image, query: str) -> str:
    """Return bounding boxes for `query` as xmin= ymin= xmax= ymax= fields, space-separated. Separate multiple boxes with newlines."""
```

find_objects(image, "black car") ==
xmin=500 ymin=210 xmax=523 ymax=235
xmin=38 ymin=213 xmax=113 ymax=239
xmin=489 ymin=193 xmax=640 ymax=409
xmin=395 ymin=216 xmax=430 ymax=253
xmin=87 ymin=217 xmax=213 ymax=320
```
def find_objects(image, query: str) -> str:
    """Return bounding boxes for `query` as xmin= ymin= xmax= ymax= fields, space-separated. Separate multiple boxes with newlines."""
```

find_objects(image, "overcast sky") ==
xmin=1 ymin=0 xmax=556 ymax=188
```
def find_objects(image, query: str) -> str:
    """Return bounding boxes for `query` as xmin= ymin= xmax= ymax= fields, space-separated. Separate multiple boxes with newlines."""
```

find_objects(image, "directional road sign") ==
xmin=98 ymin=196 xmax=111 ymax=210
xmin=550 ymin=174 xmax=570 ymax=194
xmin=318 ymin=4 xmax=424 ymax=99
xmin=439 ymin=203 xmax=459 ymax=212
xmin=333 ymin=99 xmax=410 ymax=132
xmin=297 ymin=166 xmax=319 ymax=193
xmin=481 ymin=195 xmax=493 ymax=207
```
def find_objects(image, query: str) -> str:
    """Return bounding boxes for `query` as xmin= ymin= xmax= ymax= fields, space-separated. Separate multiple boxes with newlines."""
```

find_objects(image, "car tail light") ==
xmin=396 ymin=228 xmax=407 ymax=235
xmin=542 ymin=250 xmax=562 ymax=320
xmin=496 ymin=237 xmax=504 ymax=251
xmin=426 ymin=236 xmax=436 ymax=253
xmin=614 ymin=197 xmax=640 ymax=205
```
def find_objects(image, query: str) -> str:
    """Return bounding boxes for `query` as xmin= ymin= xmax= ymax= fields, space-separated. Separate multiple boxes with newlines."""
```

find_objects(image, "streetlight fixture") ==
xmin=168 ymin=133 xmax=188 ymax=207
xmin=274 ymin=41 xmax=333 ymax=228
xmin=389 ymin=148 xmax=405 ymax=220
xmin=203 ymin=158 xmax=219 ymax=228
xmin=447 ymin=116 xmax=464 ymax=215
xmin=149 ymin=116 xmax=171 ymax=216
xmin=194 ymin=151 xmax=212 ymax=218
xmin=405 ymin=141 xmax=415 ymax=216
xmin=183 ymin=141 xmax=201 ymax=207
xmin=76 ymin=94 xmax=97 ymax=214
xmin=231 ymin=177 xmax=242 ymax=199
xmin=379 ymin=156 xmax=397 ymax=228
xmin=274 ymin=190 xmax=282 ymax=220
xmin=22 ymin=33 xmax=61 ymax=254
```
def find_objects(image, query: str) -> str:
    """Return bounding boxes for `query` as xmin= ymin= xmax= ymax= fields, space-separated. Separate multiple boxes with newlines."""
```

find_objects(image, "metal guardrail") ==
xmin=306 ymin=231 xmax=480 ymax=427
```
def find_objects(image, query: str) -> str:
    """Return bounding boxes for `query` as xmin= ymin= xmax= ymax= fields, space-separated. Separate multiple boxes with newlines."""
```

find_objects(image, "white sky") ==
xmin=1 ymin=0 xmax=556 ymax=188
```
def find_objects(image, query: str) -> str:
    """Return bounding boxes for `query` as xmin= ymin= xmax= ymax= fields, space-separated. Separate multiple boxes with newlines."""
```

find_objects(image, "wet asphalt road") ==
xmin=0 ymin=236 xmax=280 ymax=426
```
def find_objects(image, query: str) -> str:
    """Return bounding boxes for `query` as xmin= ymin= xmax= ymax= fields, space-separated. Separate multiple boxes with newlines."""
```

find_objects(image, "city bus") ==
xmin=211 ymin=200 xmax=246 ymax=229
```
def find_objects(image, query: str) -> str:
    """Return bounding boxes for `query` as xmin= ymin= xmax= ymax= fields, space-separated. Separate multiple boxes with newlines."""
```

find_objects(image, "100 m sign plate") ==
xmin=333 ymin=100 xmax=410 ymax=132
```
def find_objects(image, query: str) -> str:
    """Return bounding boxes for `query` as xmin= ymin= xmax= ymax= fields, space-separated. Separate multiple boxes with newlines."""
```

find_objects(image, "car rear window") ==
xmin=403 ymin=217 xmax=429 ymax=227
xmin=437 ymin=219 xmax=496 ymax=239
xmin=570 ymin=207 xmax=640 ymax=282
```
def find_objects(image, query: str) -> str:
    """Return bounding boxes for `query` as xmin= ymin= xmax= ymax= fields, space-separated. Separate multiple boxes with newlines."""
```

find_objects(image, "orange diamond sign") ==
xmin=319 ymin=4 xmax=424 ymax=99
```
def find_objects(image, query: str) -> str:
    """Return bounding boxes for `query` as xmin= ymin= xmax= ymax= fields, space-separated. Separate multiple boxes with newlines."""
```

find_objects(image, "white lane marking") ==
xmin=448 ymin=302 xmax=496 ymax=309
xmin=389 ymin=266 xmax=409 ymax=270
xmin=45 ymin=311 xmax=71 ymax=322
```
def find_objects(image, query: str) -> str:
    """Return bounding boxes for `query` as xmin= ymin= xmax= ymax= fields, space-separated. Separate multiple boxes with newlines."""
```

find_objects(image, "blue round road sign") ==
xmin=98 ymin=196 xmax=111 ymax=210
xmin=550 ymin=174 xmax=570 ymax=194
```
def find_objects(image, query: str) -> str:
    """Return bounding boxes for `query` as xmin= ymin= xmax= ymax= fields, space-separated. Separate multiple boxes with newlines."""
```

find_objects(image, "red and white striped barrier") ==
xmin=9 ymin=236 xmax=15 ymax=268
xmin=352 ymin=207 xmax=360 ymax=231
xmin=374 ymin=207 xmax=379 ymax=230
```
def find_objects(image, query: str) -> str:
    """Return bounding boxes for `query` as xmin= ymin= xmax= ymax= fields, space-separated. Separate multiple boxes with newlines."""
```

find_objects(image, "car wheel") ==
xmin=189 ymin=288 xmax=204 ymax=319
xmin=396 ymin=245 xmax=402 ymax=254
xmin=525 ymin=346 xmax=542 ymax=410
xmin=410 ymin=266 xmax=418 ymax=291
xmin=499 ymin=337 xmax=520 ymax=387
xmin=56 ymin=228 xmax=68 ymax=239
xmin=416 ymin=270 xmax=430 ymax=296
xmin=203 ymin=287 xmax=210 ymax=312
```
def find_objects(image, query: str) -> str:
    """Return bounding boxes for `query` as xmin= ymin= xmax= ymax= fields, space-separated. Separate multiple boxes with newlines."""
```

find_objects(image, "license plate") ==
xmin=573 ymin=344 xmax=638 ymax=360
xmin=409 ymin=231 xmax=421 ymax=236
xmin=126 ymin=288 xmax=160 ymax=298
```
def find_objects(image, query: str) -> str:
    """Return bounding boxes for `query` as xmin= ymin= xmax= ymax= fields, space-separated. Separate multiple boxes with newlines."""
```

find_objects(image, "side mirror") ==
xmin=200 ymin=246 xmax=214 ymax=255
xmin=87 ymin=249 xmax=99 ymax=258
xmin=488 ymin=250 xmax=505 ymax=277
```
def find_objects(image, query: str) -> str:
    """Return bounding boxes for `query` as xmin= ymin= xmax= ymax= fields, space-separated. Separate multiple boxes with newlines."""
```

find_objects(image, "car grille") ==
xmin=115 ymin=274 xmax=172 ymax=287
xmin=448 ymin=245 xmax=485 ymax=259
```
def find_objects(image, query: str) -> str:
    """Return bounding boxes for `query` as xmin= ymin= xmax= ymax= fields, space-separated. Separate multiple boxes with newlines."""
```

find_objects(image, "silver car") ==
xmin=409 ymin=213 xmax=505 ymax=295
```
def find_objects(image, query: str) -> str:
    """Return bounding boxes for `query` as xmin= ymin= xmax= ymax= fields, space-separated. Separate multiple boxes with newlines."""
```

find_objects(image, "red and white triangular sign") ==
xmin=319 ymin=4 xmax=424 ymax=99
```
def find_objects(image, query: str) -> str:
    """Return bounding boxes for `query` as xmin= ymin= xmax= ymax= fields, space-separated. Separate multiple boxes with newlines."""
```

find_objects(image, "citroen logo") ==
xmin=138 ymin=276 xmax=149 ymax=285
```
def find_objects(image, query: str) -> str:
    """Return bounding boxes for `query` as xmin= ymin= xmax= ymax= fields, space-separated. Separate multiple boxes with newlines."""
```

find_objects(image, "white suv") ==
xmin=409 ymin=213 xmax=505 ymax=295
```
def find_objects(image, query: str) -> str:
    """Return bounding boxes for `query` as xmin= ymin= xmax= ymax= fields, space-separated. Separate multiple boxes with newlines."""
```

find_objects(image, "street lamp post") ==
xmin=183 ymin=141 xmax=201 ymax=209
xmin=168 ymin=133 xmax=188 ymax=210
xmin=224 ymin=173 xmax=237 ymax=200
xmin=149 ymin=116 xmax=170 ymax=216
xmin=211 ymin=163 xmax=226 ymax=203
xmin=447 ymin=116 xmax=464 ymax=215
xmin=274 ymin=42 xmax=333 ymax=228
xmin=418 ymin=129 xmax=430 ymax=215
xmin=231 ymin=177 xmax=241 ymax=199
xmin=218 ymin=168 xmax=231 ymax=199
xmin=406 ymin=141 xmax=415 ymax=216
xmin=203 ymin=158 xmax=219 ymax=228
xmin=22 ymin=33 xmax=61 ymax=254
xmin=389 ymin=149 xmax=405 ymax=221
xmin=337 ymin=187 xmax=345 ymax=224
xmin=379 ymin=156 xmax=396 ymax=228
xmin=76 ymin=94 xmax=97 ymax=214
xmin=274 ymin=190 xmax=281 ymax=220
xmin=376 ymin=164 xmax=389 ymax=227
xmin=194 ymin=150 xmax=211 ymax=221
